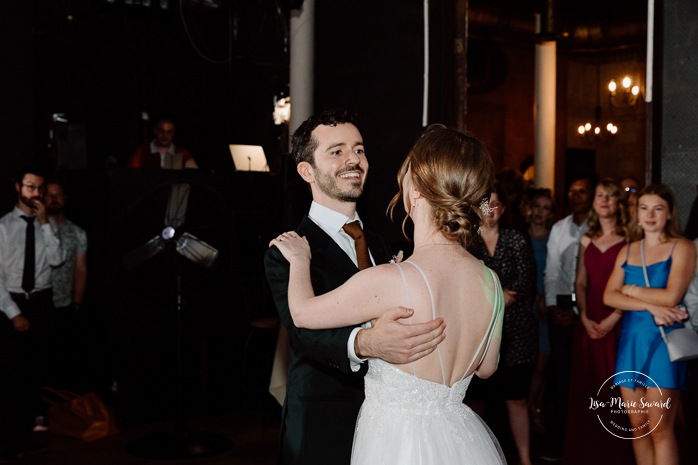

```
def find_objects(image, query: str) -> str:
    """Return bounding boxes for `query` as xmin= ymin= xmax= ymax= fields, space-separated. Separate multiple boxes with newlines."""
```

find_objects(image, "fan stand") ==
xmin=125 ymin=255 xmax=233 ymax=459
xmin=121 ymin=181 xmax=232 ymax=459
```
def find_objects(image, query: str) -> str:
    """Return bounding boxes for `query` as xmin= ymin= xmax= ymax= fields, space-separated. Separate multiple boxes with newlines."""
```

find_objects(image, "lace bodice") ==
xmin=364 ymin=359 xmax=473 ymax=415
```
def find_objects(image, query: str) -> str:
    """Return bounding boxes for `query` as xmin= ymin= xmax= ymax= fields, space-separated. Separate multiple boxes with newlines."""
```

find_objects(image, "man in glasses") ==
xmin=0 ymin=166 xmax=65 ymax=461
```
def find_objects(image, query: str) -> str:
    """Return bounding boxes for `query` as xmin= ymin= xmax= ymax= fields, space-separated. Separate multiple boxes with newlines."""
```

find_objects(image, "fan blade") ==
xmin=122 ymin=235 xmax=167 ymax=271
xmin=164 ymin=183 xmax=191 ymax=229
xmin=175 ymin=232 xmax=219 ymax=268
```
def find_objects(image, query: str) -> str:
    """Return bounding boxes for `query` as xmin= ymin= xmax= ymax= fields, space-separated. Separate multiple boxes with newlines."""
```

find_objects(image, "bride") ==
xmin=270 ymin=125 xmax=507 ymax=465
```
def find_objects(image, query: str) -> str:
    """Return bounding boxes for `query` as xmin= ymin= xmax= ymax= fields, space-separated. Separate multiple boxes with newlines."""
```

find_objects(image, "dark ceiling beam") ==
xmin=468 ymin=0 xmax=646 ymax=54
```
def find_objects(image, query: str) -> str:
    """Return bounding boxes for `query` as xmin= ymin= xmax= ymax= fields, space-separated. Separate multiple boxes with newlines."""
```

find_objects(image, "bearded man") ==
xmin=0 ymin=166 xmax=65 ymax=460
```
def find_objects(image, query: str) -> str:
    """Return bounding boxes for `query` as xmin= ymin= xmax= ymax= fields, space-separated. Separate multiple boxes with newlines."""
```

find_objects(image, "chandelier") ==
xmin=576 ymin=64 xmax=619 ymax=143
xmin=577 ymin=119 xmax=618 ymax=140
xmin=577 ymin=100 xmax=618 ymax=143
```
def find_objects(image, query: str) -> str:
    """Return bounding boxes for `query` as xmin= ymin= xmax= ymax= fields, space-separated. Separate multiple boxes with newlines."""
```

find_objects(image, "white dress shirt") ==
xmin=0 ymin=206 xmax=66 ymax=319
xmin=149 ymin=141 xmax=198 ymax=169
xmin=308 ymin=201 xmax=376 ymax=369
xmin=544 ymin=214 xmax=589 ymax=309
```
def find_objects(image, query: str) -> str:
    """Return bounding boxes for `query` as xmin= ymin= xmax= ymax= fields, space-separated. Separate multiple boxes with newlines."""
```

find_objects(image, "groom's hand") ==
xmin=354 ymin=307 xmax=446 ymax=364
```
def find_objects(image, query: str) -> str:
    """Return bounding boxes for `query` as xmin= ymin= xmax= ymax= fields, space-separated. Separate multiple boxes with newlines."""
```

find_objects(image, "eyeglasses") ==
xmin=22 ymin=183 xmax=46 ymax=193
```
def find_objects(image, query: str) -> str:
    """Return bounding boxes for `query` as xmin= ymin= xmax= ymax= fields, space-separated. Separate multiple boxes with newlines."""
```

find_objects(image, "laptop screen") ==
xmin=229 ymin=144 xmax=269 ymax=172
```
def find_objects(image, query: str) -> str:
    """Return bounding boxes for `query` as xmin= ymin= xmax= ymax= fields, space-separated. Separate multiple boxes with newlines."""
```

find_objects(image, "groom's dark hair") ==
xmin=291 ymin=108 xmax=359 ymax=166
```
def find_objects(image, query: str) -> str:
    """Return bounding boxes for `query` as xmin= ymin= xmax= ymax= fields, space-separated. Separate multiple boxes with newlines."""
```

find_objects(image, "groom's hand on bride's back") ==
xmin=354 ymin=307 xmax=446 ymax=364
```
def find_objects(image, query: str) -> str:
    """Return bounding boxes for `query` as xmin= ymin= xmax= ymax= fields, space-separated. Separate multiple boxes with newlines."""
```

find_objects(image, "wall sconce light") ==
xmin=608 ymin=76 xmax=640 ymax=107
xmin=273 ymin=96 xmax=291 ymax=125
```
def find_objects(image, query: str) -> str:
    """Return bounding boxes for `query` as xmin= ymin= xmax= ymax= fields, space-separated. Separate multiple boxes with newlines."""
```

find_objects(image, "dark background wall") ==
xmin=659 ymin=0 xmax=698 ymax=227
xmin=28 ymin=1 xmax=288 ymax=173
xmin=2 ymin=0 xmax=689 ymax=423
xmin=0 ymin=0 xmax=436 ymax=423
xmin=0 ymin=2 xmax=34 ymax=211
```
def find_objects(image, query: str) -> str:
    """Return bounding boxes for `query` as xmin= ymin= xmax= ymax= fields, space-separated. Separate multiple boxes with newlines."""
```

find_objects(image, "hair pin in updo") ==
xmin=479 ymin=197 xmax=494 ymax=216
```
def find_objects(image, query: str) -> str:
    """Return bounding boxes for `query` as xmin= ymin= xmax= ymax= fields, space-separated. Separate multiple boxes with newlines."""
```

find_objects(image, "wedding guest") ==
xmin=683 ymin=237 xmax=698 ymax=449
xmin=264 ymin=109 xmax=446 ymax=465
xmin=44 ymin=178 xmax=88 ymax=390
xmin=0 ymin=167 xmax=65 ymax=460
xmin=685 ymin=238 xmax=698 ymax=329
xmin=620 ymin=175 xmax=641 ymax=221
xmin=467 ymin=183 xmax=537 ymax=465
xmin=44 ymin=179 xmax=87 ymax=314
xmin=524 ymin=188 xmax=555 ymax=432
xmin=604 ymin=183 xmax=695 ymax=465
xmin=563 ymin=179 xmax=634 ymax=465
xmin=541 ymin=176 xmax=593 ymax=460
xmin=127 ymin=116 xmax=198 ymax=169
xmin=270 ymin=124 xmax=507 ymax=465
xmin=495 ymin=168 xmax=527 ymax=231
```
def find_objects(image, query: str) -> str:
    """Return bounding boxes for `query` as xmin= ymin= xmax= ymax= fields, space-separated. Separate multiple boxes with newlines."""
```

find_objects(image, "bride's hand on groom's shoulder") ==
xmin=269 ymin=231 xmax=312 ymax=264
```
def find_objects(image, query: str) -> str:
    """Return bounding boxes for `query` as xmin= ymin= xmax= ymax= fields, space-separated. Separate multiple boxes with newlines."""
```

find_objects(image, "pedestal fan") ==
xmin=121 ymin=181 xmax=232 ymax=459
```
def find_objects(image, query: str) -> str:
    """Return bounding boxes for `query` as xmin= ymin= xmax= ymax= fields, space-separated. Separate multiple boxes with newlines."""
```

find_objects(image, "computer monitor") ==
xmin=229 ymin=144 xmax=269 ymax=172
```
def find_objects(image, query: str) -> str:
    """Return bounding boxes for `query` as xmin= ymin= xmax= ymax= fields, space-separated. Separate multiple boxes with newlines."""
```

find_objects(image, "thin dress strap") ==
xmin=393 ymin=262 xmax=418 ymax=377
xmin=625 ymin=241 xmax=632 ymax=261
xmin=461 ymin=267 xmax=502 ymax=382
xmin=402 ymin=260 xmax=446 ymax=384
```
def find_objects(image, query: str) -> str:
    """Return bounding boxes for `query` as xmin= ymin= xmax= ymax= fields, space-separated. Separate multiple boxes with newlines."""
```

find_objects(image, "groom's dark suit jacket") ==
xmin=265 ymin=214 xmax=393 ymax=465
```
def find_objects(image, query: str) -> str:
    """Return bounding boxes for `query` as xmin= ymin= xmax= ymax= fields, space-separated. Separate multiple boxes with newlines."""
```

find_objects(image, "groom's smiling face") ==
xmin=302 ymin=123 xmax=368 ymax=207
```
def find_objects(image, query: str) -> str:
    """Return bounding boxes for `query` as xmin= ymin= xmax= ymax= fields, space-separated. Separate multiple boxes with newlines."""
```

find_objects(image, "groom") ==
xmin=265 ymin=109 xmax=446 ymax=465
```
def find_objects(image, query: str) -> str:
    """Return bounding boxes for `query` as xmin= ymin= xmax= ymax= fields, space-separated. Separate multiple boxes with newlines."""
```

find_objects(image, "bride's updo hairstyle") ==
xmin=388 ymin=124 xmax=495 ymax=247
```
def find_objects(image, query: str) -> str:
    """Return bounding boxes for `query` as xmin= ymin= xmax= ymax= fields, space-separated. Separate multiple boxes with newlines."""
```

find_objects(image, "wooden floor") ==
xmin=15 ymin=407 xmax=281 ymax=465
xmin=11 ymin=392 xmax=698 ymax=465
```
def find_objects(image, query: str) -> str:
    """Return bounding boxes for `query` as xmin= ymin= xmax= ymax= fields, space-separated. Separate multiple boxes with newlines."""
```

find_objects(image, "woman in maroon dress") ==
xmin=563 ymin=179 xmax=634 ymax=464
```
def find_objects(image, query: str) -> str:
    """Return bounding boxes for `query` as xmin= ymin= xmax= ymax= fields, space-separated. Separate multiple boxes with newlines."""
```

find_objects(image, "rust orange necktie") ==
xmin=343 ymin=221 xmax=372 ymax=270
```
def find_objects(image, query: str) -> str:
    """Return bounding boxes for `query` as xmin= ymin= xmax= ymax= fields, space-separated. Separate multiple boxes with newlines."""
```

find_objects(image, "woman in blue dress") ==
xmin=524 ymin=189 xmax=555 ymax=432
xmin=604 ymin=184 xmax=696 ymax=465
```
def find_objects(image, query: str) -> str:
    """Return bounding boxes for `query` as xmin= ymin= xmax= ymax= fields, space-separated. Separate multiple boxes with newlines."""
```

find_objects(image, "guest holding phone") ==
xmin=540 ymin=176 xmax=593 ymax=460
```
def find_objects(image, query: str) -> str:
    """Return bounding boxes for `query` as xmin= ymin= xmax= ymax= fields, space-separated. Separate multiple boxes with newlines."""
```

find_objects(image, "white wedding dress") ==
xmin=350 ymin=261 xmax=507 ymax=465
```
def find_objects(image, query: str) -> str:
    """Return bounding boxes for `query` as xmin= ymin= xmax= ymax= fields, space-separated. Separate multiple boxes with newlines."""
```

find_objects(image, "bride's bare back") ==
xmin=390 ymin=246 xmax=502 ymax=386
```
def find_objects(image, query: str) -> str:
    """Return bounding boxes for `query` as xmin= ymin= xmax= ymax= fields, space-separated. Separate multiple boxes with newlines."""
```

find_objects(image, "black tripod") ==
xmin=122 ymin=182 xmax=232 ymax=459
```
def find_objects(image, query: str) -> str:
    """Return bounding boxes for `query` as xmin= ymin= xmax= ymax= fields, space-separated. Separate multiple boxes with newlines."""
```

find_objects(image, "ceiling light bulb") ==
xmin=622 ymin=76 xmax=632 ymax=89
xmin=631 ymin=85 xmax=640 ymax=96
xmin=585 ymin=122 xmax=592 ymax=131
xmin=578 ymin=125 xmax=586 ymax=135
xmin=594 ymin=127 xmax=601 ymax=135
xmin=608 ymin=80 xmax=617 ymax=93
